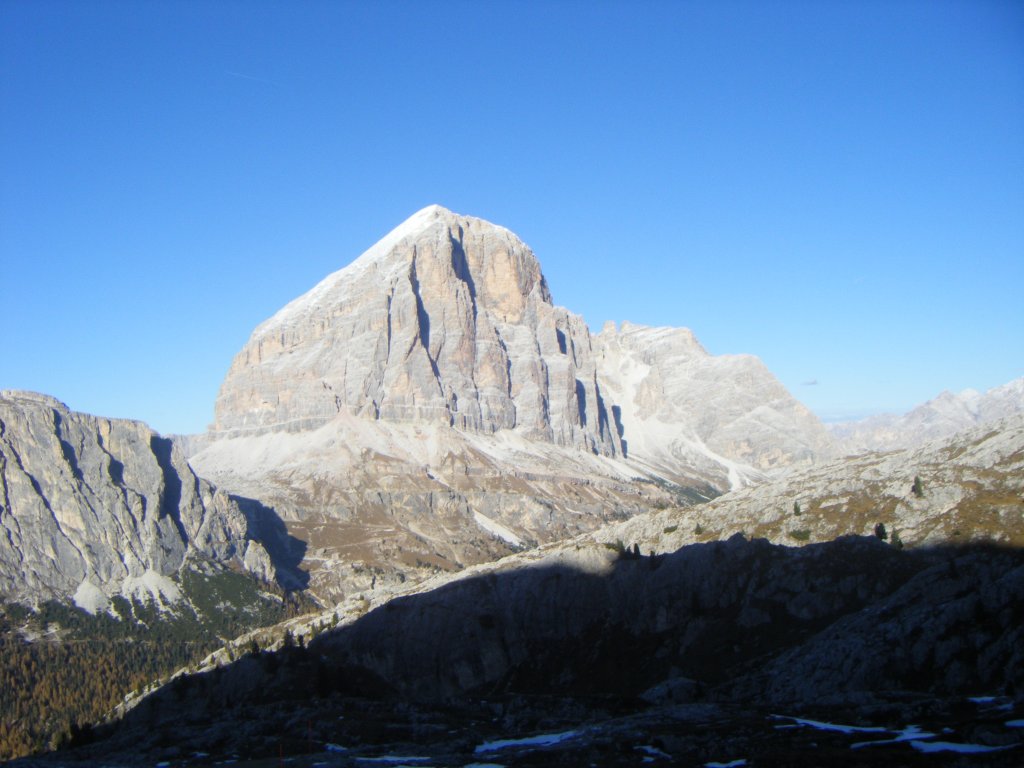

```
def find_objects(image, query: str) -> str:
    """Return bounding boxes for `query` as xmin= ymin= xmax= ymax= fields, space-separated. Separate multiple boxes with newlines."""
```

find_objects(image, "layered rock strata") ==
xmin=596 ymin=321 xmax=834 ymax=485
xmin=0 ymin=390 xmax=282 ymax=608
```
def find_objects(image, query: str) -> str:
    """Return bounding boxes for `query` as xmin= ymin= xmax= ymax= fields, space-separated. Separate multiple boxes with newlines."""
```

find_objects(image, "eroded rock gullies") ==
xmin=0 ymin=390 xmax=283 ymax=607
xmin=213 ymin=205 xmax=622 ymax=458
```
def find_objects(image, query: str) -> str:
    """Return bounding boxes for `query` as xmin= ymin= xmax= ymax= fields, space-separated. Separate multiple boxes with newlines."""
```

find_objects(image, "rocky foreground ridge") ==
xmin=599 ymin=410 xmax=1024 ymax=554
xmin=37 ymin=417 xmax=1024 ymax=767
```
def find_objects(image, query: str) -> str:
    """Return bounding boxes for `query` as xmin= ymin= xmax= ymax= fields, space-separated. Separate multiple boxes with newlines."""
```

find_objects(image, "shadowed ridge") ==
xmin=75 ymin=537 xmax=1023 ymax=765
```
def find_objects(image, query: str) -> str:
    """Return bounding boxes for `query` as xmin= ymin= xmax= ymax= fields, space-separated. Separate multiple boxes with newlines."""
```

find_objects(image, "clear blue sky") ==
xmin=2 ymin=0 xmax=1022 ymax=434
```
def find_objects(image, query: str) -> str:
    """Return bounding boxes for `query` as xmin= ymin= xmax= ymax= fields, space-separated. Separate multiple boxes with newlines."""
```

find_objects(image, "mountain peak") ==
xmin=332 ymin=205 xmax=525 ymax=285
xmin=370 ymin=203 xmax=457 ymax=246
xmin=213 ymin=208 xmax=603 ymax=447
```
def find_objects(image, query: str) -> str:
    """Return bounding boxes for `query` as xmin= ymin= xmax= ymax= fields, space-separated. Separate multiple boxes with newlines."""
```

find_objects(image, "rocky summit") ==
xmin=212 ymin=204 xmax=621 ymax=455
xmin=191 ymin=206 xmax=833 ymax=601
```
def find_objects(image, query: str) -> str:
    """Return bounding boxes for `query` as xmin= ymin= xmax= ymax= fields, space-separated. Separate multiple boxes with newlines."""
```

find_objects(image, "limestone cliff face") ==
xmin=0 ymin=391 xmax=271 ymax=606
xmin=213 ymin=205 xmax=622 ymax=457
xmin=596 ymin=321 xmax=834 ymax=484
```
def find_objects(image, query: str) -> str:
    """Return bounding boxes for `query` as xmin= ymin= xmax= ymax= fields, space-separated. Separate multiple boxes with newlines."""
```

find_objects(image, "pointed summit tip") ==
xmin=385 ymin=204 xmax=458 ymax=240
xmin=416 ymin=203 xmax=452 ymax=217
xmin=339 ymin=204 xmax=526 ymax=281
xmin=384 ymin=204 xmax=517 ymax=244
xmin=407 ymin=203 xmax=455 ymax=225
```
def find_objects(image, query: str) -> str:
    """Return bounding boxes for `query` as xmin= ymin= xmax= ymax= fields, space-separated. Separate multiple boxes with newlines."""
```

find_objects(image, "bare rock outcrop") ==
xmin=597 ymin=411 xmax=1024 ymax=555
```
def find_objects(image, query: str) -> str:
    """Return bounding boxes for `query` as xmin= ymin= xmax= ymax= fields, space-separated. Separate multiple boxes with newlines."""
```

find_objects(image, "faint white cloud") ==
xmin=802 ymin=379 xmax=819 ymax=386
xmin=225 ymin=70 xmax=278 ymax=87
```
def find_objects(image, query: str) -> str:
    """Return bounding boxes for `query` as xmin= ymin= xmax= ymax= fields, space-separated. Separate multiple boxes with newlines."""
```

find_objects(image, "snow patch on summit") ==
xmin=256 ymin=205 xmax=502 ymax=334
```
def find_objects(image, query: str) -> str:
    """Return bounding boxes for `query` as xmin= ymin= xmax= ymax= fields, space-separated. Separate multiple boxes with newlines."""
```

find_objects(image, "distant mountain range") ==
xmin=829 ymin=377 xmax=1024 ymax=454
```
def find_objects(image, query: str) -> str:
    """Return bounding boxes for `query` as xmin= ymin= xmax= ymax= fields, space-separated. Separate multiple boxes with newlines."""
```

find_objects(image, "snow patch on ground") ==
xmin=705 ymin=760 xmax=747 ymax=768
xmin=969 ymin=695 xmax=1014 ymax=711
xmin=851 ymin=725 xmax=936 ymax=748
xmin=773 ymin=715 xmax=887 ymax=735
xmin=473 ymin=512 xmax=522 ymax=547
xmin=72 ymin=580 xmax=109 ymax=615
xmin=910 ymin=740 xmax=1016 ymax=754
xmin=475 ymin=730 xmax=580 ymax=753
xmin=775 ymin=714 xmax=1018 ymax=755
xmin=637 ymin=744 xmax=671 ymax=759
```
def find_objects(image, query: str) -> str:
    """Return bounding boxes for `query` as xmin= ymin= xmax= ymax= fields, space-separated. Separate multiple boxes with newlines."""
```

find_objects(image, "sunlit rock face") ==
xmin=213 ymin=205 xmax=622 ymax=458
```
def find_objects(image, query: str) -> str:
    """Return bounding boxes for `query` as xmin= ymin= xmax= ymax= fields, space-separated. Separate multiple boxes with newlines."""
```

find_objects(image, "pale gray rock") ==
xmin=594 ymin=411 xmax=1024 ymax=555
xmin=213 ymin=205 xmax=622 ymax=457
xmin=190 ymin=416 xmax=671 ymax=601
xmin=596 ymin=321 xmax=834 ymax=486
xmin=242 ymin=540 xmax=276 ymax=585
xmin=0 ymin=390 xmax=275 ymax=607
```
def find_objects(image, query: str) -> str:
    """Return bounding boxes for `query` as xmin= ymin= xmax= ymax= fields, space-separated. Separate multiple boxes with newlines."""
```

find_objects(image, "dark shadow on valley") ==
xmin=63 ymin=536 xmax=1024 ymax=763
